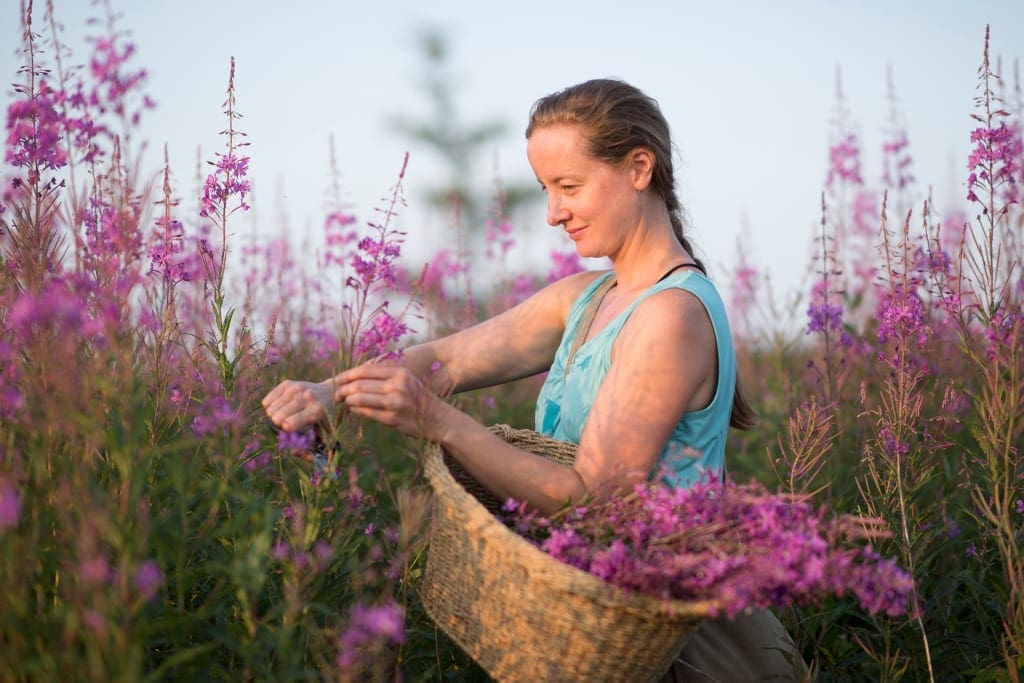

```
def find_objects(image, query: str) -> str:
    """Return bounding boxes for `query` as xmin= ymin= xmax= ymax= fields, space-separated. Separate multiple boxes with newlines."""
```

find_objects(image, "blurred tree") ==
xmin=390 ymin=27 xmax=537 ymax=231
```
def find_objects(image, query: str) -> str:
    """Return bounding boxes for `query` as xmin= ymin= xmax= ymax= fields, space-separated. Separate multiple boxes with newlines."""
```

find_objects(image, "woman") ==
xmin=263 ymin=79 xmax=805 ymax=681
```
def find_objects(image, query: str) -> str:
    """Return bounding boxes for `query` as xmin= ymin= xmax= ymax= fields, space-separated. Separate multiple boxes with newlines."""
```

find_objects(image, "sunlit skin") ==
xmin=262 ymin=123 xmax=717 ymax=516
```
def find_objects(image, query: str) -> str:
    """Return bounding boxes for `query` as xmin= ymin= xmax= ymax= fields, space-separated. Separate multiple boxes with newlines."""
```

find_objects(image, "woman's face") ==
xmin=527 ymin=124 xmax=640 ymax=260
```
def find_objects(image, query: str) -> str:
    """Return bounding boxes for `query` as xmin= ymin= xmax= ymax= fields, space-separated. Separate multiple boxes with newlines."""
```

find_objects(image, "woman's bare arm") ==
xmin=263 ymin=271 xmax=601 ymax=434
xmin=368 ymin=270 xmax=602 ymax=394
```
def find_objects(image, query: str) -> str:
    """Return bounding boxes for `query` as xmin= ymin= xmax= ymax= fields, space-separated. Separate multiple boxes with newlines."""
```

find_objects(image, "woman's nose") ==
xmin=547 ymin=197 xmax=569 ymax=227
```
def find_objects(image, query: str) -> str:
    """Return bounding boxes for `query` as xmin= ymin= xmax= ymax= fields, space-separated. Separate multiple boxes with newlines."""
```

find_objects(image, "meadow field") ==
xmin=1 ymin=2 xmax=1022 ymax=681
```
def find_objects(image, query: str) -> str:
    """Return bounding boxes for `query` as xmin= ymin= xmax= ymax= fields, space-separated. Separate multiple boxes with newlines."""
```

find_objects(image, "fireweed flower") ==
xmin=80 ymin=193 xmax=145 ymax=270
xmin=806 ymin=301 xmax=839 ymax=335
xmin=421 ymin=247 xmax=470 ymax=299
xmin=5 ymin=79 xmax=68 ymax=176
xmin=850 ymin=190 xmax=879 ymax=243
xmin=876 ymin=288 xmax=928 ymax=349
xmin=133 ymin=560 xmax=163 ymax=602
xmin=148 ymin=217 xmax=192 ymax=284
xmin=484 ymin=218 xmax=515 ymax=259
xmin=882 ymin=131 xmax=915 ymax=192
xmin=825 ymin=132 xmax=864 ymax=187
xmin=8 ymin=279 xmax=104 ymax=339
xmin=508 ymin=478 xmax=914 ymax=619
xmin=354 ymin=311 xmax=409 ymax=359
xmin=984 ymin=311 xmax=1020 ymax=361
xmin=805 ymin=283 xmax=843 ymax=336
xmin=302 ymin=325 xmax=341 ymax=362
xmin=87 ymin=36 xmax=154 ymax=124
xmin=277 ymin=429 xmax=316 ymax=455
xmin=324 ymin=211 xmax=358 ymax=267
xmin=546 ymin=249 xmax=586 ymax=283
xmin=200 ymin=152 xmax=251 ymax=219
xmin=966 ymin=121 xmax=1021 ymax=204
xmin=730 ymin=263 xmax=758 ymax=320
xmin=79 ymin=555 xmax=112 ymax=585
xmin=239 ymin=437 xmax=271 ymax=473
xmin=0 ymin=478 xmax=21 ymax=531
xmin=335 ymin=601 xmax=406 ymax=672
xmin=190 ymin=396 xmax=241 ymax=437
xmin=350 ymin=235 xmax=402 ymax=289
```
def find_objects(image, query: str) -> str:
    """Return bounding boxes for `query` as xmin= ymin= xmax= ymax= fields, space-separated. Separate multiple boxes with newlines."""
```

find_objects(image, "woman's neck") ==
xmin=608 ymin=215 xmax=691 ymax=293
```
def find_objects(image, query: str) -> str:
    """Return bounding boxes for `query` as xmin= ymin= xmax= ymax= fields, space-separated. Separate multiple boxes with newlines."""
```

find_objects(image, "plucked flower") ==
xmin=508 ymin=478 xmax=914 ymax=619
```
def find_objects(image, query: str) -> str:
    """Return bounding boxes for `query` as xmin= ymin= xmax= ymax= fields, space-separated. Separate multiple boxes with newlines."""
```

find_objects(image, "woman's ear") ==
xmin=629 ymin=146 xmax=655 ymax=191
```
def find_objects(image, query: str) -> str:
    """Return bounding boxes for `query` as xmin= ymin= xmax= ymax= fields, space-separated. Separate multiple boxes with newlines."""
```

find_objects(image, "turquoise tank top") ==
xmin=534 ymin=269 xmax=736 ymax=488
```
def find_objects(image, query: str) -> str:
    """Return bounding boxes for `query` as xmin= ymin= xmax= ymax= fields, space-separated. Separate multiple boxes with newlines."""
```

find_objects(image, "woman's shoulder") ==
xmin=540 ymin=268 xmax=610 ymax=311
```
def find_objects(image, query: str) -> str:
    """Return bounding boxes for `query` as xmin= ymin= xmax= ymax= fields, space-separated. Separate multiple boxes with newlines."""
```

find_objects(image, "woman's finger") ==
xmin=336 ymin=360 xmax=404 ymax=385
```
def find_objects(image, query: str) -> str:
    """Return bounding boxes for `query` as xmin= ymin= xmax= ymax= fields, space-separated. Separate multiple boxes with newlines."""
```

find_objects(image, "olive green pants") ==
xmin=662 ymin=608 xmax=809 ymax=682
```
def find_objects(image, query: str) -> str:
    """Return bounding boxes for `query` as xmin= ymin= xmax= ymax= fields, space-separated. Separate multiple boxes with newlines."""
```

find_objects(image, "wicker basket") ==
xmin=418 ymin=424 xmax=715 ymax=682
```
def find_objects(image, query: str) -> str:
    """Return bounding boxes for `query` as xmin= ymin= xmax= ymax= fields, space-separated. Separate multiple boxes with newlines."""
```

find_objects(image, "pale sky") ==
xmin=4 ymin=0 xmax=1023 ymax=317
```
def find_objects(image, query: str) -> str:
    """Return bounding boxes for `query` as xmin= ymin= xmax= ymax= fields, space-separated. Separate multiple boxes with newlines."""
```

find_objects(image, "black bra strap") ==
xmin=657 ymin=261 xmax=704 ymax=282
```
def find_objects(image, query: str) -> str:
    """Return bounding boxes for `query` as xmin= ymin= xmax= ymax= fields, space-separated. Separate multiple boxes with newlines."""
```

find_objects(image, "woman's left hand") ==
xmin=333 ymin=362 xmax=450 ymax=442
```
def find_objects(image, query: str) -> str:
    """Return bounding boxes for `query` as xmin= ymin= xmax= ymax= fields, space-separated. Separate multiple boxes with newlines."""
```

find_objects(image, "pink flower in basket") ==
xmin=503 ymin=476 xmax=914 ymax=620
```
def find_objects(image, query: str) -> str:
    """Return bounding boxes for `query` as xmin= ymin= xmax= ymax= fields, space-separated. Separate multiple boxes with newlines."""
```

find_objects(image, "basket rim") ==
xmin=422 ymin=441 xmax=718 ymax=619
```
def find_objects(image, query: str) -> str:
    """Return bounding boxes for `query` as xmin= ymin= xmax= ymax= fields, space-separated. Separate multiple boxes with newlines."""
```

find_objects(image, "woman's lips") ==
xmin=566 ymin=226 xmax=586 ymax=241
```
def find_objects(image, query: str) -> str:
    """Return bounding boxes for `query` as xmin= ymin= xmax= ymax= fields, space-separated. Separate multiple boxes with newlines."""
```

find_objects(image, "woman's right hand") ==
xmin=262 ymin=379 xmax=335 ymax=432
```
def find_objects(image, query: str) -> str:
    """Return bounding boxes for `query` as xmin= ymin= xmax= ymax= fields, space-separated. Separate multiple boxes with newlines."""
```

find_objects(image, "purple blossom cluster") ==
xmin=5 ymin=15 xmax=153 ymax=190
xmin=0 ymin=478 xmax=21 ymax=531
xmin=806 ymin=298 xmax=843 ymax=336
xmin=78 ymin=553 xmax=164 ymax=603
xmin=505 ymin=478 xmax=914 ymax=619
xmin=277 ymin=429 xmax=316 ymax=456
xmin=876 ymin=288 xmax=928 ymax=348
xmin=270 ymin=537 xmax=332 ymax=572
xmin=87 ymin=37 xmax=153 ymax=125
xmin=421 ymin=247 xmax=469 ymax=300
xmin=354 ymin=310 xmax=409 ymax=359
xmin=730 ymin=263 xmax=758 ymax=321
xmin=190 ymin=396 xmax=241 ymax=437
xmin=5 ymin=79 xmax=68 ymax=181
xmin=984 ymin=310 xmax=1020 ymax=362
xmin=545 ymin=249 xmax=586 ymax=283
xmin=80 ymin=193 xmax=145 ymax=271
xmin=199 ymin=152 xmax=251 ymax=220
xmin=825 ymin=133 xmax=864 ymax=187
xmin=335 ymin=601 xmax=405 ymax=673
xmin=7 ymin=278 xmax=105 ymax=339
xmin=966 ymin=121 xmax=1021 ymax=204
xmin=882 ymin=131 xmax=915 ymax=192
xmin=148 ymin=216 xmax=192 ymax=284
xmin=484 ymin=218 xmax=514 ymax=259
xmin=324 ymin=211 xmax=358 ymax=267
xmin=349 ymin=235 xmax=402 ymax=290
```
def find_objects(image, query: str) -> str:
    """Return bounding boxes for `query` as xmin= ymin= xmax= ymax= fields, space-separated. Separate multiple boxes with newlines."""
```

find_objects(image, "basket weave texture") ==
xmin=419 ymin=424 xmax=714 ymax=682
